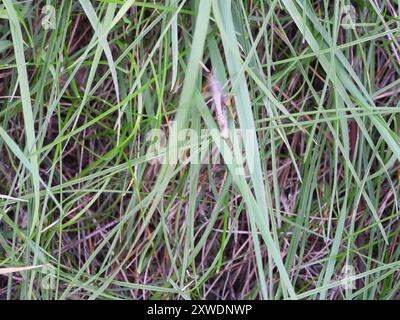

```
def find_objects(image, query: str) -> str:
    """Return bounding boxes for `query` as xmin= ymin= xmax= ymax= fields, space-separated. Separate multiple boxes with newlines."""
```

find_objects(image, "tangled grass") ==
xmin=0 ymin=0 xmax=400 ymax=300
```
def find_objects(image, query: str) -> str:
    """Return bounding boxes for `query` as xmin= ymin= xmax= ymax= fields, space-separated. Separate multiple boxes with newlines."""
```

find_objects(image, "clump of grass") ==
xmin=0 ymin=0 xmax=399 ymax=300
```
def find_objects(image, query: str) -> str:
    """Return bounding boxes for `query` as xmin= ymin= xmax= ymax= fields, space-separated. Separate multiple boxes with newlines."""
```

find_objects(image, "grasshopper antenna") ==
xmin=199 ymin=61 xmax=211 ymax=76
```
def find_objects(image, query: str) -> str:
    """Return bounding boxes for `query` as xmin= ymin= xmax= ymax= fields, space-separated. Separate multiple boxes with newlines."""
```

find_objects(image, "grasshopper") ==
xmin=205 ymin=70 xmax=230 ymax=140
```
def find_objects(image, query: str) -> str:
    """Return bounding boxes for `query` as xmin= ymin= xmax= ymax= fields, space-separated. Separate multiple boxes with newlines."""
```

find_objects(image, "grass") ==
xmin=0 ymin=0 xmax=399 ymax=300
